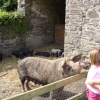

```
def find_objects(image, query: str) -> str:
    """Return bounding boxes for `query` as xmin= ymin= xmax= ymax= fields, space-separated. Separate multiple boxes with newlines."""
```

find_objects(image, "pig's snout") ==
xmin=79 ymin=61 xmax=85 ymax=67
xmin=77 ymin=61 xmax=85 ymax=74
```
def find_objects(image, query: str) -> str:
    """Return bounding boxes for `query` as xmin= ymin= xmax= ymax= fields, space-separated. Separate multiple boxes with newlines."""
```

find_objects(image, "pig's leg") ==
xmin=26 ymin=76 xmax=42 ymax=90
xmin=26 ymin=76 xmax=33 ymax=90
xmin=26 ymin=80 xmax=31 ymax=90
xmin=20 ymin=77 xmax=26 ymax=92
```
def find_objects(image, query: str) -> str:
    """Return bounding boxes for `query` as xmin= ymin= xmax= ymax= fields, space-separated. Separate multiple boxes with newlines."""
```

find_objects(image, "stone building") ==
xmin=18 ymin=0 xmax=65 ymax=49
xmin=0 ymin=0 xmax=100 ymax=57
xmin=18 ymin=0 xmax=100 ymax=57
xmin=65 ymin=0 xmax=100 ymax=57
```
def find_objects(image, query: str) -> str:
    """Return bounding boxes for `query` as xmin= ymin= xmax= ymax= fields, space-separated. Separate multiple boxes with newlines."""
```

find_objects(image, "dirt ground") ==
xmin=0 ymin=43 xmax=64 ymax=100
xmin=0 ymin=43 xmax=87 ymax=100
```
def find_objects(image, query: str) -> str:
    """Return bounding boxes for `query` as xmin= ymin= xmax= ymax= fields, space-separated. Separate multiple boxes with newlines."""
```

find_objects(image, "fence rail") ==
xmin=3 ymin=70 xmax=88 ymax=100
xmin=67 ymin=91 xmax=86 ymax=100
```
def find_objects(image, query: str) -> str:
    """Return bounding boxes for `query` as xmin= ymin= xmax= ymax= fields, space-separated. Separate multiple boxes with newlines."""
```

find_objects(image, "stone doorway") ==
xmin=18 ymin=0 xmax=65 ymax=49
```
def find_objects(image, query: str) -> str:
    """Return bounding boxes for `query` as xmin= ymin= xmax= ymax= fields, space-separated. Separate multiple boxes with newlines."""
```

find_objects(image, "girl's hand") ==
xmin=85 ymin=80 xmax=92 ymax=85
xmin=88 ymin=80 xmax=100 ymax=89
xmin=88 ymin=80 xmax=94 ymax=86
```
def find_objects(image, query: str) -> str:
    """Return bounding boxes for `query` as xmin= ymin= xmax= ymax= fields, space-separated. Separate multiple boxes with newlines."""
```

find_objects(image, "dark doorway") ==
xmin=56 ymin=0 xmax=65 ymax=24
xmin=55 ymin=0 xmax=65 ymax=43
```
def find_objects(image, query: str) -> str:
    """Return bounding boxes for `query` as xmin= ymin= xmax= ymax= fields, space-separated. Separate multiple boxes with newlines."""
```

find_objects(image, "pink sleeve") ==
xmin=94 ymin=72 xmax=100 ymax=79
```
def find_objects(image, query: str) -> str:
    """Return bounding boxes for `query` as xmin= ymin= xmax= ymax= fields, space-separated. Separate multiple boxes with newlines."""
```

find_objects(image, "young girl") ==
xmin=85 ymin=48 xmax=100 ymax=100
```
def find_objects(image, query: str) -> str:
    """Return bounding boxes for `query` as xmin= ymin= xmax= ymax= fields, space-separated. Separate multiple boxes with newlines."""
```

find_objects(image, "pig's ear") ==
xmin=58 ymin=60 xmax=65 ymax=71
xmin=71 ymin=54 xmax=82 ymax=62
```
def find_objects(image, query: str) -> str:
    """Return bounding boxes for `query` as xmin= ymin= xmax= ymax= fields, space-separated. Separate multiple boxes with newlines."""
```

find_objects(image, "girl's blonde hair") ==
xmin=89 ymin=48 xmax=100 ymax=65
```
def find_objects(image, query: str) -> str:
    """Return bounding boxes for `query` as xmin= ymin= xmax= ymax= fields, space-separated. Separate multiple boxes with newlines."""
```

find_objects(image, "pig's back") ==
xmin=18 ymin=57 xmax=56 ymax=81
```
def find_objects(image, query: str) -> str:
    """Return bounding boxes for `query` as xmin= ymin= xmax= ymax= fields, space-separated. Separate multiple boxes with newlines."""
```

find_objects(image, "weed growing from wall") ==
xmin=0 ymin=10 xmax=28 ymax=38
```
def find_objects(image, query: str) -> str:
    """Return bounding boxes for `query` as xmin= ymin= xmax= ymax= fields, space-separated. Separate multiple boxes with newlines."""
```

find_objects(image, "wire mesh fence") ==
xmin=30 ymin=78 xmax=87 ymax=100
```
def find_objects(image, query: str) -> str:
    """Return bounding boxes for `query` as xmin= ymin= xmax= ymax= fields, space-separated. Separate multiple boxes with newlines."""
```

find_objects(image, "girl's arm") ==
xmin=88 ymin=79 xmax=100 ymax=89
xmin=88 ymin=79 xmax=100 ymax=85
xmin=93 ymin=85 xmax=100 ymax=89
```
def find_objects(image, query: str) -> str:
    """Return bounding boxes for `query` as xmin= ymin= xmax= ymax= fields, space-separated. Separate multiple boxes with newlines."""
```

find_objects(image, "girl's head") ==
xmin=89 ymin=48 xmax=100 ymax=65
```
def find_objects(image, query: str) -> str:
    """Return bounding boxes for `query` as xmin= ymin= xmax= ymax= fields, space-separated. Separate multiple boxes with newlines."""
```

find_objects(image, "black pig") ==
xmin=34 ymin=51 xmax=50 ymax=57
xmin=0 ymin=53 xmax=3 ymax=61
xmin=21 ymin=48 xmax=33 ymax=56
xmin=12 ymin=50 xmax=24 ymax=59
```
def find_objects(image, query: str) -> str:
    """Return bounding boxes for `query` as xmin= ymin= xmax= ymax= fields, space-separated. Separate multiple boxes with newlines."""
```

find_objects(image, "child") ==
xmin=85 ymin=48 xmax=100 ymax=100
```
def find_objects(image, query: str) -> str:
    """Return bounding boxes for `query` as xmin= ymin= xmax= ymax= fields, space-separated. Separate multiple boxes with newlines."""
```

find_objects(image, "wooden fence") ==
xmin=3 ymin=70 xmax=88 ymax=100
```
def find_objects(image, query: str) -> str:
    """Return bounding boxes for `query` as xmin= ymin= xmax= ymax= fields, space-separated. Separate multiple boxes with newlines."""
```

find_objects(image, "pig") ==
xmin=34 ymin=51 xmax=50 ymax=57
xmin=51 ymin=49 xmax=64 ymax=57
xmin=21 ymin=48 xmax=33 ymax=56
xmin=17 ymin=54 xmax=84 ymax=99
xmin=59 ymin=52 xmax=64 ymax=58
xmin=0 ymin=53 xmax=3 ymax=61
xmin=11 ymin=50 xmax=24 ymax=59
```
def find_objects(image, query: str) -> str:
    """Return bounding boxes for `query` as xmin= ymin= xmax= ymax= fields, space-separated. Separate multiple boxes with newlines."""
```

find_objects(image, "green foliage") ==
xmin=0 ymin=0 xmax=17 ymax=11
xmin=0 ymin=10 xmax=28 ymax=36
xmin=0 ymin=10 xmax=9 ymax=25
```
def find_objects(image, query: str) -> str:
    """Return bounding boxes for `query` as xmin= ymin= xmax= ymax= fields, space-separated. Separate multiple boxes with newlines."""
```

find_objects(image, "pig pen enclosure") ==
xmin=3 ymin=72 xmax=88 ymax=100
xmin=0 ymin=43 xmax=88 ymax=100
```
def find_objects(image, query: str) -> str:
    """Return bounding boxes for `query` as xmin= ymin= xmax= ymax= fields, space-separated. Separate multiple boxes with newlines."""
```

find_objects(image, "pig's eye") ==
xmin=62 ymin=72 xmax=64 ymax=75
xmin=71 ymin=69 xmax=74 ymax=72
xmin=68 ymin=67 xmax=71 ymax=71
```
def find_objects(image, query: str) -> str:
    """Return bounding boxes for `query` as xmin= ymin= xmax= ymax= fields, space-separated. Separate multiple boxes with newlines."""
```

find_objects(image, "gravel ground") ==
xmin=0 ymin=43 xmax=87 ymax=100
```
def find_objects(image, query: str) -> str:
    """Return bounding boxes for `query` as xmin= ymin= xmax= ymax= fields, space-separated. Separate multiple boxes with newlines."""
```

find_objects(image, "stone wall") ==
xmin=0 ymin=32 xmax=25 ymax=57
xmin=1 ymin=0 xmax=100 ymax=57
xmin=24 ymin=0 xmax=56 ymax=49
xmin=65 ymin=0 xmax=100 ymax=58
xmin=0 ymin=0 xmax=57 ymax=57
